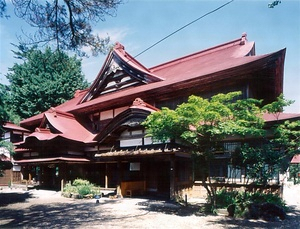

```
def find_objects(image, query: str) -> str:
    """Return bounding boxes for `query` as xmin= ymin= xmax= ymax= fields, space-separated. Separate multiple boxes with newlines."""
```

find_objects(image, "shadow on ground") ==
xmin=137 ymin=199 xmax=201 ymax=216
xmin=0 ymin=198 xmax=149 ymax=228
xmin=137 ymin=199 xmax=300 ymax=228
xmin=206 ymin=205 xmax=300 ymax=229
xmin=0 ymin=192 xmax=33 ymax=207
xmin=0 ymin=195 xmax=299 ymax=228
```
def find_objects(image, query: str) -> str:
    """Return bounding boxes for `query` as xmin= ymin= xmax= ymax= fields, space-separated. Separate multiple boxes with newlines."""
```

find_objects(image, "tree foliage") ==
xmin=0 ymin=86 xmax=13 ymax=176
xmin=144 ymin=92 xmax=265 ymax=152
xmin=143 ymin=91 xmax=300 ymax=207
xmin=0 ymin=0 xmax=122 ymax=56
xmin=0 ymin=84 xmax=9 ymax=128
xmin=240 ymin=95 xmax=300 ymax=185
xmin=0 ymin=0 xmax=6 ymax=18
xmin=268 ymin=1 xmax=282 ymax=8
xmin=143 ymin=92 xmax=266 ymax=205
xmin=6 ymin=46 xmax=88 ymax=119
xmin=274 ymin=120 xmax=300 ymax=156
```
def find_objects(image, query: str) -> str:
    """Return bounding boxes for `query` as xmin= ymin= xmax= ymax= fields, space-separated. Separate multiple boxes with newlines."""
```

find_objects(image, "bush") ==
xmin=63 ymin=179 xmax=100 ymax=199
xmin=72 ymin=179 xmax=91 ymax=186
xmin=215 ymin=189 xmax=238 ymax=209
xmin=215 ymin=189 xmax=287 ymax=217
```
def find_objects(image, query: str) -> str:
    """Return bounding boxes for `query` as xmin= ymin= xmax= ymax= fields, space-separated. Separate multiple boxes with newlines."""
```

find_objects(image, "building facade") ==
xmin=14 ymin=34 xmax=289 ymax=198
xmin=0 ymin=122 xmax=30 ymax=185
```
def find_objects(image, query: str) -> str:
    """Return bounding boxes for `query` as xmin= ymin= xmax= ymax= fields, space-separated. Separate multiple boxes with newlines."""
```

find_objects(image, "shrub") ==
xmin=77 ymin=184 xmax=92 ymax=196
xmin=214 ymin=189 xmax=287 ymax=217
xmin=72 ymin=179 xmax=91 ymax=186
xmin=62 ymin=179 xmax=100 ymax=198
xmin=215 ymin=189 xmax=238 ymax=209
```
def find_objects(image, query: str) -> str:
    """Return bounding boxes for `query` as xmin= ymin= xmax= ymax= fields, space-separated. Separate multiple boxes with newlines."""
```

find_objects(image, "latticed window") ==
xmin=224 ymin=142 xmax=241 ymax=152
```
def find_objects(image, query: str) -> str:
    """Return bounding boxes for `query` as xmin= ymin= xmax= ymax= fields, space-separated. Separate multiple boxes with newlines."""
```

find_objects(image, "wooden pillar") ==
xmin=10 ymin=166 xmax=13 ymax=187
xmin=170 ymin=156 xmax=175 ymax=200
xmin=105 ymin=163 xmax=108 ymax=188
xmin=61 ymin=179 xmax=64 ymax=192
xmin=60 ymin=164 xmax=67 ymax=183
xmin=60 ymin=163 xmax=67 ymax=191
xmin=117 ymin=161 xmax=122 ymax=196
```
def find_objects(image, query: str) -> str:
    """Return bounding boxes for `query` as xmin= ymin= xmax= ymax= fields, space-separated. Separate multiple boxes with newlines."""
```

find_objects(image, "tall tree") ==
xmin=0 ymin=84 xmax=9 ymax=126
xmin=0 ymin=0 xmax=122 ymax=56
xmin=143 ymin=91 xmax=300 ymax=208
xmin=143 ymin=91 xmax=266 ymax=207
xmin=240 ymin=94 xmax=299 ymax=185
xmin=6 ymin=46 xmax=88 ymax=119
xmin=0 ymin=84 xmax=13 ymax=176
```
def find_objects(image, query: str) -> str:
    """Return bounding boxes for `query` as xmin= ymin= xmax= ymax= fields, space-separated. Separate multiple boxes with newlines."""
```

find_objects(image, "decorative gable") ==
xmin=80 ymin=43 xmax=163 ymax=103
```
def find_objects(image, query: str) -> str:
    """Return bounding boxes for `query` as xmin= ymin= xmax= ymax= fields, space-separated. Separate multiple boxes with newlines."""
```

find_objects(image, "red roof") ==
xmin=3 ymin=122 xmax=30 ymax=132
xmin=291 ymin=154 xmax=300 ymax=164
xmin=263 ymin=113 xmax=300 ymax=122
xmin=19 ymin=89 xmax=87 ymax=127
xmin=150 ymin=37 xmax=255 ymax=80
xmin=130 ymin=98 xmax=159 ymax=113
xmin=113 ymin=42 xmax=165 ymax=82
xmin=20 ymin=33 xmax=286 ymax=127
xmin=24 ymin=108 xmax=95 ymax=143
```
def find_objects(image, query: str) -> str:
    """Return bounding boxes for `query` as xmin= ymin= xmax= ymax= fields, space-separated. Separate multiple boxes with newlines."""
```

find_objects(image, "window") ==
xmin=224 ymin=142 xmax=241 ymax=152
xmin=130 ymin=162 xmax=140 ymax=171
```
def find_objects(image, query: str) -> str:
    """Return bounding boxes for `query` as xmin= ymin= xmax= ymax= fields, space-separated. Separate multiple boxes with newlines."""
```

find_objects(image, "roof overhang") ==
xmin=95 ymin=148 xmax=191 ymax=160
xmin=68 ymin=49 xmax=286 ymax=115
xmin=14 ymin=157 xmax=90 ymax=164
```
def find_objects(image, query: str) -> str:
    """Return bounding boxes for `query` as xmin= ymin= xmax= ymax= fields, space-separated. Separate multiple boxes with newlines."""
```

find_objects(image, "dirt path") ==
xmin=0 ymin=186 xmax=299 ymax=228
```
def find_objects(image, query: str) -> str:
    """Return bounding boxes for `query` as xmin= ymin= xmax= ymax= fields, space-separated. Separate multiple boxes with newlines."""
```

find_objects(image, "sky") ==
xmin=0 ymin=0 xmax=299 ymax=113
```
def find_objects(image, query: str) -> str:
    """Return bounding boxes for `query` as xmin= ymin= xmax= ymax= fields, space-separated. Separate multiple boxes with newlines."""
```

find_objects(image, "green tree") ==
xmin=6 ymin=46 xmax=88 ymax=119
xmin=0 ymin=84 xmax=13 ymax=176
xmin=0 ymin=0 xmax=122 ymax=56
xmin=268 ymin=1 xmax=282 ymax=8
xmin=0 ymin=84 xmax=9 ymax=126
xmin=0 ymin=83 xmax=20 ymax=124
xmin=143 ymin=91 xmax=300 ymax=209
xmin=240 ymin=94 xmax=300 ymax=185
xmin=143 ymin=91 xmax=266 ymax=208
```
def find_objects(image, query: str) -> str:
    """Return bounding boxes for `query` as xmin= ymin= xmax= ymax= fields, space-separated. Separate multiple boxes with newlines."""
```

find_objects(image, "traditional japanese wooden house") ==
xmin=0 ymin=122 xmax=30 ymax=185
xmin=14 ymin=33 xmax=288 ymax=198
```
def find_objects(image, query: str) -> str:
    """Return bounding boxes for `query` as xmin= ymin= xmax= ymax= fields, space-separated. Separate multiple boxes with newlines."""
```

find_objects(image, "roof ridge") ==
xmin=114 ymin=42 xmax=150 ymax=73
xmin=150 ymin=34 xmax=248 ymax=72
xmin=113 ymin=42 xmax=165 ymax=81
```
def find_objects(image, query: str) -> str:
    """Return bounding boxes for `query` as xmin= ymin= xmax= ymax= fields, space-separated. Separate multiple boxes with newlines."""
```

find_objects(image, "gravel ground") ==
xmin=0 ymin=185 xmax=299 ymax=229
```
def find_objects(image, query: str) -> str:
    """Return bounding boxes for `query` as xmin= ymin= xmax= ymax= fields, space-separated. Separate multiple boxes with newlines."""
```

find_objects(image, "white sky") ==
xmin=0 ymin=0 xmax=299 ymax=112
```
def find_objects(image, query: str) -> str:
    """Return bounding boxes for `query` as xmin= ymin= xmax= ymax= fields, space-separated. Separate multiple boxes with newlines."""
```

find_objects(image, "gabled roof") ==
xmin=21 ymin=108 xmax=95 ymax=144
xmin=291 ymin=154 xmax=300 ymax=164
xmin=93 ymin=98 xmax=158 ymax=144
xmin=20 ymin=33 xmax=286 ymax=127
xmin=80 ymin=42 xmax=163 ymax=103
xmin=69 ymin=49 xmax=284 ymax=115
xmin=150 ymin=33 xmax=255 ymax=79
xmin=20 ymin=89 xmax=87 ymax=128
xmin=3 ymin=122 xmax=30 ymax=132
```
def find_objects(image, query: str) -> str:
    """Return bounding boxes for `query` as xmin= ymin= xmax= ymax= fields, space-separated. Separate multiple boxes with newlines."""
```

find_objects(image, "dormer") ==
xmin=80 ymin=43 xmax=164 ymax=103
